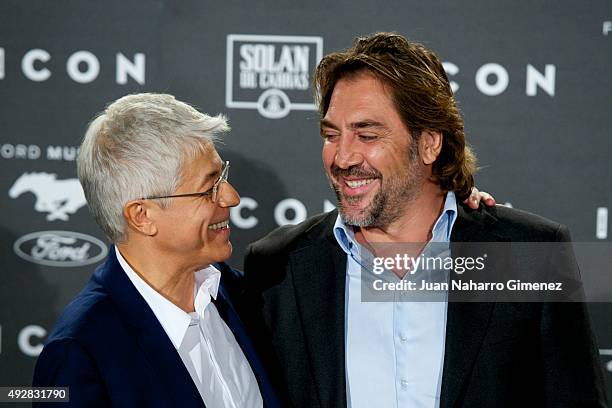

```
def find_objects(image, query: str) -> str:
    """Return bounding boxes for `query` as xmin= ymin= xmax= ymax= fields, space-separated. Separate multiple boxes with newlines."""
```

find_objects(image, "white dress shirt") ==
xmin=115 ymin=247 xmax=263 ymax=408
xmin=336 ymin=192 xmax=458 ymax=408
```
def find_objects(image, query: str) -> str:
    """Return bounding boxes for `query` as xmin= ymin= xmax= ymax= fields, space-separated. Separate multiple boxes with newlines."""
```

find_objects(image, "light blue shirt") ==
xmin=334 ymin=191 xmax=458 ymax=408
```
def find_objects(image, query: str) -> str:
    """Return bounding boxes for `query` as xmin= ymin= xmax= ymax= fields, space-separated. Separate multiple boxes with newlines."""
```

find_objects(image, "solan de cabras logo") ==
xmin=226 ymin=34 xmax=323 ymax=119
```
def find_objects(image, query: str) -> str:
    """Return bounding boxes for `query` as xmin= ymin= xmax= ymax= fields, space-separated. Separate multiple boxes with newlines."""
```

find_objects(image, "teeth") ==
xmin=208 ymin=220 xmax=229 ymax=230
xmin=346 ymin=179 xmax=375 ymax=188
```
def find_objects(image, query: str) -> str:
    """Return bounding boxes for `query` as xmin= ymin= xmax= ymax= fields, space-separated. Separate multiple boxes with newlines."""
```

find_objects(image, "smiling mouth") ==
xmin=208 ymin=219 xmax=230 ymax=230
xmin=345 ymin=178 xmax=376 ymax=188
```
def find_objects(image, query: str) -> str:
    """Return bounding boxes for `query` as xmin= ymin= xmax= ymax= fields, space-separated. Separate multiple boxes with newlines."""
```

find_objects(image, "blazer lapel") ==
xmin=441 ymin=302 xmax=495 ymax=407
xmin=441 ymin=205 xmax=506 ymax=408
xmin=94 ymin=250 xmax=204 ymax=407
xmin=213 ymin=263 xmax=281 ymax=408
xmin=289 ymin=217 xmax=348 ymax=408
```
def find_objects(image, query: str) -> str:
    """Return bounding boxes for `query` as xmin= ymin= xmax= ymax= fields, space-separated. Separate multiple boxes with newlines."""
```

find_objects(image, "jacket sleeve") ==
xmin=32 ymin=338 xmax=109 ymax=408
xmin=540 ymin=224 xmax=608 ymax=407
xmin=540 ymin=302 xmax=608 ymax=407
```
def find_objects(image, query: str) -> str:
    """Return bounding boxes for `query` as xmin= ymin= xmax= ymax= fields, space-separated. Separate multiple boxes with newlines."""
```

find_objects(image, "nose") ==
xmin=216 ymin=181 xmax=240 ymax=208
xmin=335 ymin=135 xmax=363 ymax=169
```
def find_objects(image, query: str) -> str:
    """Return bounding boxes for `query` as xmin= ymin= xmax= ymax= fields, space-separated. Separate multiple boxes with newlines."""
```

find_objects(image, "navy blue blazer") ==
xmin=32 ymin=250 xmax=280 ymax=408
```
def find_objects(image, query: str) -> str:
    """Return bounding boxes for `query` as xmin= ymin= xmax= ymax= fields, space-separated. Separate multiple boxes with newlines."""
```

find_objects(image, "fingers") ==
xmin=464 ymin=187 xmax=480 ymax=209
xmin=479 ymin=191 xmax=496 ymax=207
xmin=463 ymin=187 xmax=497 ymax=209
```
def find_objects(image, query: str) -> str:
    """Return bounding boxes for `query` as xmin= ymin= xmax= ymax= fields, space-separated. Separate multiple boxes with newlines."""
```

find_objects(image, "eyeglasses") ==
xmin=141 ymin=161 xmax=230 ymax=203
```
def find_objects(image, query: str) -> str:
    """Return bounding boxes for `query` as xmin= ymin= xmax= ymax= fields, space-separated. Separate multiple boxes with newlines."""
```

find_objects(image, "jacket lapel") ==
xmin=289 ymin=213 xmax=348 ymax=408
xmin=94 ymin=250 xmax=204 ymax=407
xmin=213 ymin=262 xmax=281 ymax=408
xmin=441 ymin=205 xmax=506 ymax=407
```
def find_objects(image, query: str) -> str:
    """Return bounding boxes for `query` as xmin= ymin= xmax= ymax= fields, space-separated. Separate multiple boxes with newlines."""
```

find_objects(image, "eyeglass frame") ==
xmin=140 ymin=160 xmax=230 ymax=203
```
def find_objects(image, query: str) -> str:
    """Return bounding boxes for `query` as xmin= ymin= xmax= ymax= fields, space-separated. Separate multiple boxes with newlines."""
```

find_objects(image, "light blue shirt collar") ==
xmin=333 ymin=190 xmax=458 ymax=255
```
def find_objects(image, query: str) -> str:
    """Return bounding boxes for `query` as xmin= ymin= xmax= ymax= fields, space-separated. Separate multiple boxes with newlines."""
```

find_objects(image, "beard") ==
xmin=328 ymin=140 xmax=424 ymax=228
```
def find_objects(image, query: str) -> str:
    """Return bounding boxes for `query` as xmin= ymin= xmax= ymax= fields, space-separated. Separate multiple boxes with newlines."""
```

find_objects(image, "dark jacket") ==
xmin=32 ymin=251 xmax=280 ymax=407
xmin=242 ymin=203 xmax=607 ymax=408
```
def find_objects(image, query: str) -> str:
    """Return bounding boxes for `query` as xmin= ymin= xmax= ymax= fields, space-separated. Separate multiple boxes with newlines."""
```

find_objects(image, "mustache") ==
xmin=330 ymin=164 xmax=381 ymax=179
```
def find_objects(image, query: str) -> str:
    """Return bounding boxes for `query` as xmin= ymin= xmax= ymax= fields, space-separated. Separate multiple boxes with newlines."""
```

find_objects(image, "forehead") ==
xmin=179 ymin=143 xmax=222 ymax=183
xmin=323 ymin=72 xmax=403 ymax=126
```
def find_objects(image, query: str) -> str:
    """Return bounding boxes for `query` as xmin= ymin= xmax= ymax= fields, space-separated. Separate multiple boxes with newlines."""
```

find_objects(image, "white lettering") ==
xmin=597 ymin=207 xmax=608 ymax=239
xmin=506 ymin=280 xmax=562 ymax=291
xmin=46 ymin=146 xmax=62 ymax=160
xmin=324 ymin=199 xmax=336 ymax=213
xmin=274 ymin=198 xmax=307 ymax=226
xmin=18 ymin=325 xmax=46 ymax=357
xmin=452 ymin=280 xmax=504 ymax=291
xmin=1 ymin=144 xmax=14 ymax=158
xmin=66 ymin=51 xmax=100 ymax=83
xmin=277 ymin=46 xmax=295 ymax=72
xmin=258 ymin=72 xmax=308 ymax=89
xmin=1 ymin=144 xmax=41 ymax=159
xmin=239 ymin=71 xmax=257 ymax=88
xmin=230 ymin=197 xmax=259 ymax=229
xmin=47 ymin=145 xmax=78 ymax=161
xmin=442 ymin=61 xmax=459 ymax=93
xmin=293 ymin=46 xmax=309 ymax=72
xmin=254 ymin=44 xmax=272 ymax=71
xmin=526 ymin=64 xmax=555 ymax=96
xmin=475 ymin=63 xmax=509 ymax=96
xmin=240 ymin=44 xmax=255 ymax=70
xmin=116 ymin=53 xmax=145 ymax=85
xmin=240 ymin=44 xmax=309 ymax=73
xmin=31 ymin=235 xmax=91 ymax=261
xmin=22 ymin=49 xmax=51 ymax=81
xmin=373 ymin=257 xmax=384 ymax=274
xmin=604 ymin=21 xmax=612 ymax=35
xmin=0 ymin=47 xmax=4 ymax=79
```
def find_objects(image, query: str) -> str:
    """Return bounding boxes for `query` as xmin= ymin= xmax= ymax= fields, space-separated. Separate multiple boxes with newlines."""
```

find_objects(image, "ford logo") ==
xmin=14 ymin=230 xmax=108 ymax=267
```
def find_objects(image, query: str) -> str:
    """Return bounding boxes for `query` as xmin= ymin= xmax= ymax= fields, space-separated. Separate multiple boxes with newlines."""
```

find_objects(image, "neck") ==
xmin=356 ymin=183 xmax=446 ymax=246
xmin=116 ymin=240 xmax=196 ymax=313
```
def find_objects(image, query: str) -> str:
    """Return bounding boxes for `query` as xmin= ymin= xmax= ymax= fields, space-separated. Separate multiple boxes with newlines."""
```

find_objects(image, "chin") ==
xmin=213 ymin=245 xmax=233 ymax=265
xmin=341 ymin=200 xmax=370 ymax=216
xmin=194 ymin=246 xmax=231 ymax=268
xmin=339 ymin=210 xmax=369 ymax=226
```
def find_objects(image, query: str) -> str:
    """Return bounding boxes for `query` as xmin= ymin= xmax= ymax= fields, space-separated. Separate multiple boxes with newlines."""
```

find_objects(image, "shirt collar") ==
xmin=333 ymin=190 xmax=458 ymax=253
xmin=114 ymin=247 xmax=221 ymax=350
xmin=333 ymin=215 xmax=357 ymax=256
xmin=193 ymin=266 xmax=221 ymax=316
xmin=432 ymin=191 xmax=458 ymax=242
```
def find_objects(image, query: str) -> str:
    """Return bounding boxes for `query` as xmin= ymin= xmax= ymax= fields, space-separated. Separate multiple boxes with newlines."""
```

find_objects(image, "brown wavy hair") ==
xmin=314 ymin=32 xmax=476 ymax=200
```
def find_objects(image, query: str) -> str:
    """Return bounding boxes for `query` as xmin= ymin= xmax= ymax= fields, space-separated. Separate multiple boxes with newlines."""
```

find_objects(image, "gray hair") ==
xmin=77 ymin=93 xmax=229 ymax=243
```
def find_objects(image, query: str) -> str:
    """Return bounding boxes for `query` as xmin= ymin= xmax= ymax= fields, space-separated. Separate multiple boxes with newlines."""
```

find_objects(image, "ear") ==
xmin=419 ymin=130 xmax=443 ymax=165
xmin=123 ymin=200 xmax=158 ymax=237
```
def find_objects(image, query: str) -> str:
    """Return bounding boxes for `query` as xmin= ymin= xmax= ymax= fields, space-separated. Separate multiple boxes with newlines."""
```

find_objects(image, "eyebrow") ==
xmin=197 ymin=165 xmax=222 ymax=191
xmin=320 ymin=118 xmax=387 ymax=131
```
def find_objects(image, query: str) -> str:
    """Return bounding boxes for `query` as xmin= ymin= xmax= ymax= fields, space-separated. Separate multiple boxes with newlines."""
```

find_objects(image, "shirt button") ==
xmin=400 ymin=334 xmax=408 ymax=342
xmin=401 ymin=379 xmax=409 ymax=388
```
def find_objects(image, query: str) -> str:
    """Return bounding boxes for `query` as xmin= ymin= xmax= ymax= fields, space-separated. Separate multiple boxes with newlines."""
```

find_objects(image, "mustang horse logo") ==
xmin=9 ymin=172 xmax=87 ymax=221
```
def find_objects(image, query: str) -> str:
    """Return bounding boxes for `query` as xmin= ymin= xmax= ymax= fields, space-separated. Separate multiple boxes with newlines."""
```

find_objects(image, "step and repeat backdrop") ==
xmin=1 ymin=0 xmax=611 ymax=396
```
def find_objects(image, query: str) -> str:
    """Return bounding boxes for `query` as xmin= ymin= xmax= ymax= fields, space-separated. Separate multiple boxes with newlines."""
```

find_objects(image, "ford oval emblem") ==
xmin=14 ymin=230 xmax=108 ymax=267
